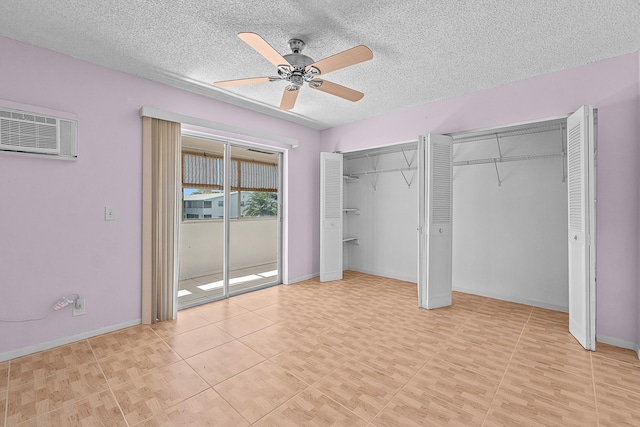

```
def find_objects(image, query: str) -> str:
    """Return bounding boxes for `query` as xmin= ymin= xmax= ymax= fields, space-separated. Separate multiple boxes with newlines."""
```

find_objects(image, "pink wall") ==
xmin=322 ymin=51 xmax=640 ymax=346
xmin=0 ymin=36 xmax=321 ymax=356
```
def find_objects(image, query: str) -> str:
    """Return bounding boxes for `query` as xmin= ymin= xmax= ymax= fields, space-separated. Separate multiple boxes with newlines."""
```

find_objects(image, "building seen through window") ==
xmin=183 ymin=189 xmax=277 ymax=219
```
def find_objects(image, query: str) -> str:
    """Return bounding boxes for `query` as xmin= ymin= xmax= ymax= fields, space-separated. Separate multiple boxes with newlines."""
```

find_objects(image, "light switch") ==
xmin=105 ymin=206 xmax=116 ymax=221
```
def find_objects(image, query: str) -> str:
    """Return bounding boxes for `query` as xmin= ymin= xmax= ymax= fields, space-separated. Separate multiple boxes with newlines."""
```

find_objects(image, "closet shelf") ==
xmin=343 ymin=208 xmax=360 ymax=215
xmin=350 ymin=167 xmax=417 ymax=176
xmin=451 ymin=119 xmax=565 ymax=144
xmin=453 ymin=152 xmax=563 ymax=167
xmin=343 ymin=237 xmax=359 ymax=244
xmin=343 ymin=174 xmax=359 ymax=182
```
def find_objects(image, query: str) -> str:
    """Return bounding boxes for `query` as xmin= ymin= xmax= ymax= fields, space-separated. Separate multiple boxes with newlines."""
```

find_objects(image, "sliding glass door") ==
xmin=178 ymin=138 xmax=226 ymax=307
xmin=228 ymin=144 xmax=281 ymax=295
xmin=177 ymin=135 xmax=282 ymax=309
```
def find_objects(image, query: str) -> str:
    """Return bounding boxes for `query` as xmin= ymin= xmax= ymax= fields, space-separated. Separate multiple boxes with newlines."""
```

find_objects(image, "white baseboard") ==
xmin=452 ymin=286 xmax=568 ymax=312
xmin=285 ymin=272 xmax=319 ymax=285
xmin=596 ymin=335 xmax=639 ymax=353
xmin=424 ymin=295 xmax=453 ymax=309
xmin=0 ymin=318 xmax=141 ymax=362
xmin=286 ymin=269 xmax=416 ymax=286
xmin=347 ymin=266 xmax=416 ymax=284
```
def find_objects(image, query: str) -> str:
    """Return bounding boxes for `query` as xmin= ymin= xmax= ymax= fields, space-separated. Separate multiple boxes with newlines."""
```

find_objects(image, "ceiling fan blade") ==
xmin=307 ymin=45 xmax=372 ymax=75
xmin=309 ymin=79 xmax=364 ymax=102
xmin=238 ymin=32 xmax=291 ymax=69
xmin=214 ymin=76 xmax=278 ymax=87
xmin=280 ymin=86 xmax=300 ymax=110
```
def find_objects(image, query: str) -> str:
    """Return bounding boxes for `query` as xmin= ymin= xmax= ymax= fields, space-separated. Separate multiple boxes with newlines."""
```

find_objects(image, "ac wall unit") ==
xmin=0 ymin=106 xmax=77 ymax=159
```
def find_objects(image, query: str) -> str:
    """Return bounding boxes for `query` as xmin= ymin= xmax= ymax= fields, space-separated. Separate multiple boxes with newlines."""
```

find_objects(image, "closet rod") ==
xmin=453 ymin=152 xmax=562 ymax=167
xmin=350 ymin=167 xmax=417 ymax=176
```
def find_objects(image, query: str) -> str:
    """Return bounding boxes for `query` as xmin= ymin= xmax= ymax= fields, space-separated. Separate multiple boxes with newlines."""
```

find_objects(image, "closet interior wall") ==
xmin=452 ymin=124 xmax=569 ymax=310
xmin=343 ymin=144 xmax=418 ymax=282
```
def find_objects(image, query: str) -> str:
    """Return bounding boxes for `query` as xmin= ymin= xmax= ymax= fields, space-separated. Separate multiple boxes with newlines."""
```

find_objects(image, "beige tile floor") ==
xmin=2 ymin=271 xmax=640 ymax=426
xmin=178 ymin=263 xmax=278 ymax=309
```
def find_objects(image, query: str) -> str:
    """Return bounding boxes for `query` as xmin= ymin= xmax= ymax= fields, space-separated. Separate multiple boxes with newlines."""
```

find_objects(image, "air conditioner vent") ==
xmin=0 ymin=106 xmax=77 ymax=159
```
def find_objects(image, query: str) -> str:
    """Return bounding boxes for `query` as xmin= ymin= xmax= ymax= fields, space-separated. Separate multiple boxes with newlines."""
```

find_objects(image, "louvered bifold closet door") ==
xmin=320 ymin=152 xmax=344 ymax=282
xmin=567 ymin=105 xmax=596 ymax=350
xmin=418 ymin=134 xmax=453 ymax=309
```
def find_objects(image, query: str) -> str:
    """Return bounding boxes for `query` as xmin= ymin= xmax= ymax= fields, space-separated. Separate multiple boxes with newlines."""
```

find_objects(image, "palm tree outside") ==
xmin=243 ymin=191 xmax=278 ymax=217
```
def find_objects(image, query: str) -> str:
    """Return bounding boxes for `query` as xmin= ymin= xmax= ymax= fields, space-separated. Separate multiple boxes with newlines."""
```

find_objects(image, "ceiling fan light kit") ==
xmin=214 ymin=32 xmax=372 ymax=110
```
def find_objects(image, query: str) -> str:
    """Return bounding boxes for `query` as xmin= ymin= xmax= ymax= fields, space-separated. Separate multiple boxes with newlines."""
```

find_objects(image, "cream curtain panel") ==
xmin=142 ymin=117 xmax=181 ymax=324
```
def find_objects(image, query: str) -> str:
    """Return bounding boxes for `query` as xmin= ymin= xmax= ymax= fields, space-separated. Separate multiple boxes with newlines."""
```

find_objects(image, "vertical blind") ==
xmin=142 ymin=117 xmax=181 ymax=324
xmin=182 ymin=151 xmax=278 ymax=192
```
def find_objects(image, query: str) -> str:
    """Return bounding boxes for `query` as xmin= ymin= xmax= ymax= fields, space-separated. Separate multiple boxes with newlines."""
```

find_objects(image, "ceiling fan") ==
xmin=214 ymin=32 xmax=373 ymax=110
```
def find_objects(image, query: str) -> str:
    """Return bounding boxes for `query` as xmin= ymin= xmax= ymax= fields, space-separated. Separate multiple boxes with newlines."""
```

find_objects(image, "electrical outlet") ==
xmin=72 ymin=298 xmax=85 ymax=316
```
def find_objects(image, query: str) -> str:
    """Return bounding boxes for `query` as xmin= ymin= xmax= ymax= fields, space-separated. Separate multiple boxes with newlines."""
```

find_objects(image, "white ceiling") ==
xmin=1 ymin=1 xmax=638 ymax=130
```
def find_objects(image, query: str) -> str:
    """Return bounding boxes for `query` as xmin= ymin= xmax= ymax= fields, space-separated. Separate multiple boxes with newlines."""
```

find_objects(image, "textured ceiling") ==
xmin=1 ymin=1 xmax=639 ymax=130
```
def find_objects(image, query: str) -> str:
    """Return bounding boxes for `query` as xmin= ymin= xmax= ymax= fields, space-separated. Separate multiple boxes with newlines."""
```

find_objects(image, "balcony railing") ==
xmin=178 ymin=217 xmax=278 ymax=308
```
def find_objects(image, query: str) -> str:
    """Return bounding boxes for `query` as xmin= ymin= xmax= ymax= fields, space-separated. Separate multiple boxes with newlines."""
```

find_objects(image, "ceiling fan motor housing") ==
xmin=283 ymin=53 xmax=315 ymax=67
xmin=282 ymin=39 xmax=319 ymax=88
